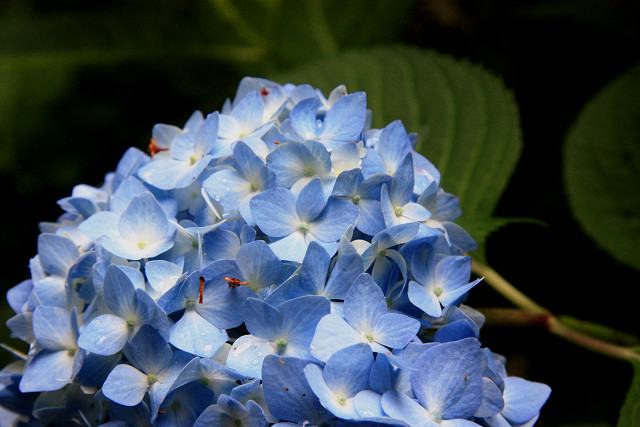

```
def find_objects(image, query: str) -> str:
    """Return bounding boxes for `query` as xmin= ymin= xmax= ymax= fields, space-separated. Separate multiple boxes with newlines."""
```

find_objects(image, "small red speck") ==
xmin=273 ymin=141 xmax=280 ymax=145
xmin=261 ymin=87 xmax=270 ymax=96
xmin=302 ymin=393 xmax=306 ymax=397
xmin=279 ymin=361 xmax=284 ymax=365
xmin=464 ymin=376 xmax=468 ymax=380
xmin=199 ymin=276 xmax=205 ymax=304
xmin=386 ymin=352 xmax=391 ymax=355
xmin=285 ymin=387 xmax=289 ymax=391
xmin=233 ymin=347 xmax=238 ymax=350
xmin=158 ymin=410 xmax=166 ymax=414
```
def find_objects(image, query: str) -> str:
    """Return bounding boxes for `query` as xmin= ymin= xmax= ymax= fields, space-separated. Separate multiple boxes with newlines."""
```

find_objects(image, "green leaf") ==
xmin=564 ymin=62 xmax=640 ymax=270
xmin=273 ymin=46 xmax=524 ymax=250
xmin=207 ymin=0 xmax=417 ymax=68
xmin=619 ymin=360 xmax=640 ymax=426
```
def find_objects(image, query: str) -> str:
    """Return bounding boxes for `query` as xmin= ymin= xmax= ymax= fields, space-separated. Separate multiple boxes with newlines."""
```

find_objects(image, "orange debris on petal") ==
xmin=148 ymin=138 xmax=168 ymax=157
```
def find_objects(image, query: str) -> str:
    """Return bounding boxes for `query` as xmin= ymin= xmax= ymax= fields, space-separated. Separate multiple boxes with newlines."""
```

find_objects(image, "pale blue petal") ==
xmin=37 ymin=234 xmax=79 ymax=277
xmin=310 ymin=314 xmax=362 ymax=362
xmin=308 ymin=197 xmax=358 ymax=242
xmin=356 ymin=198 xmax=386 ymax=236
xmin=203 ymin=168 xmax=251 ymax=214
xmin=323 ymin=253 xmax=364 ymax=300
xmin=226 ymin=334 xmax=273 ymax=379
xmin=266 ymin=142 xmax=313 ymax=188
xmin=389 ymin=154 xmax=414 ymax=206
xmin=251 ymin=188 xmax=300 ymax=237
xmin=268 ymin=231 xmax=309 ymax=263
xmin=354 ymin=390 xmax=385 ymax=418
xmin=19 ymin=350 xmax=76 ymax=392
xmin=32 ymin=306 xmax=75 ymax=350
xmin=407 ymin=280 xmax=442 ymax=318
xmin=474 ymin=378 xmax=504 ymax=418
xmin=138 ymin=158 xmax=190 ymax=190
xmin=280 ymin=295 xmax=331 ymax=344
xmin=290 ymin=98 xmax=321 ymax=139
xmin=343 ymin=273 xmax=387 ymax=333
xmin=323 ymin=343 xmax=373 ymax=396
xmin=322 ymin=92 xmax=366 ymax=142
xmin=236 ymin=240 xmax=282 ymax=292
xmin=77 ymin=314 xmax=129 ymax=356
xmin=194 ymin=112 xmax=219 ymax=156
xmin=244 ymin=298 xmax=283 ymax=340
xmin=303 ymin=363 xmax=358 ymax=420
xmin=401 ymin=203 xmax=431 ymax=221
xmin=102 ymin=364 xmax=149 ymax=406
xmin=296 ymin=178 xmax=326 ymax=222
xmin=103 ymin=265 xmax=136 ymax=317
xmin=411 ymin=338 xmax=484 ymax=419
xmin=79 ymin=211 xmax=119 ymax=241
xmin=501 ymin=377 xmax=551 ymax=424
xmin=372 ymin=313 xmax=420 ymax=349
xmin=117 ymin=192 xmax=169 ymax=243
xmin=381 ymin=391 xmax=431 ymax=427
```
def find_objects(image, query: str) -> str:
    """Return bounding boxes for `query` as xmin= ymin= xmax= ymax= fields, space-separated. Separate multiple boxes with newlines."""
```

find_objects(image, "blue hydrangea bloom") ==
xmin=0 ymin=77 xmax=550 ymax=426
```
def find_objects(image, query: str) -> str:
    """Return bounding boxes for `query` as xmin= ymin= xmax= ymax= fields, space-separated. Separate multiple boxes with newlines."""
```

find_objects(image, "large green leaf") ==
xmin=273 ymin=46 xmax=523 ymax=250
xmin=207 ymin=0 xmax=417 ymax=68
xmin=564 ymin=63 xmax=640 ymax=270
xmin=619 ymin=360 xmax=640 ymax=426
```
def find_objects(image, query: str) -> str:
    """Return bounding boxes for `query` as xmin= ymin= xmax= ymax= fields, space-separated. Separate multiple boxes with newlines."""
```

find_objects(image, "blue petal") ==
xmin=250 ymin=188 xmax=300 ymax=238
xmin=226 ymin=334 xmax=273 ymax=379
xmin=244 ymin=298 xmax=283 ymax=340
xmin=117 ymin=192 xmax=169 ymax=244
xmin=322 ymin=92 xmax=366 ymax=147
xmin=309 ymin=197 xmax=359 ymax=242
xmin=262 ymin=356 xmax=331 ymax=424
xmin=102 ymin=364 xmax=149 ymax=406
xmin=407 ymin=280 xmax=442 ymax=318
xmin=268 ymin=231 xmax=309 ymax=263
xmin=77 ymin=314 xmax=129 ymax=356
xmin=323 ymin=253 xmax=364 ymax=300
xmin=37 ymin=234 xmax=79 ymax=277
xmin=296 ymin=178 xmax=326 ymax=222
xmin=280 ymin=295 xmax=331 ymax=344
xmin=501 ymin=377 xmax=551 ymax=424
xmin=310 ymin=314 xmax=363 ymax=362
xmin=103 ymin=265 xmax=137 ymax=318
xmin=236 ymin=240 xmax=282 ymax=292
xmin=411 ymin=338 xmax=484 ymax=419
xmin=32 ymin=306 xmax=76 ymax=350
xmin=389 ymin=154 xmax=414 ymax=206
xmin=126 ymin=325 xmax=174 ymax=374
xmin=372 ymin=313 xmax=420 ymax=349
xmin=380 ymin=390 xmax=430 ymax=426
xmin=303 ymin=363 xmax=358 ymax=420
xmin=323 ymin=343 xmax=373 ymax=397
xmin=343 ymin=273 xmax=387 ymax=333
xmin=19 ymin=350 xmax=76 ymax=392
xmin=290 ymin=98 xmax=322 ymax=139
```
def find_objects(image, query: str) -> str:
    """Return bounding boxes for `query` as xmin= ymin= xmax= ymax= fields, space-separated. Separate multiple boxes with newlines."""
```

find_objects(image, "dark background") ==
xmin=1 ymin=1 xmax=639 ymax=425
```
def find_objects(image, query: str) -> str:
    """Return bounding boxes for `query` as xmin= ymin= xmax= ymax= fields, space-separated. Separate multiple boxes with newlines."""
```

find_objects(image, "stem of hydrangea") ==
xmin=471 ymin=260 xmax=548 ymax=314
xmin=472 ymin=260 xmax=640 ymax=362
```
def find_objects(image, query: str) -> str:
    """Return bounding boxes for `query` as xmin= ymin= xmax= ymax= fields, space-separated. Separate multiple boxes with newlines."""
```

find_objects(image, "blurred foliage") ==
xmin=564 ymin=62 xmax=640 ymax=271
xmin=1 ymin=0 xmax=639 ymax=425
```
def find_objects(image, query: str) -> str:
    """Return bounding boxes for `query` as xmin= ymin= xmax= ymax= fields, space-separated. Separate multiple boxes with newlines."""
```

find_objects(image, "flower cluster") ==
xmin=1 ymin=77 xmax=550 ymax=426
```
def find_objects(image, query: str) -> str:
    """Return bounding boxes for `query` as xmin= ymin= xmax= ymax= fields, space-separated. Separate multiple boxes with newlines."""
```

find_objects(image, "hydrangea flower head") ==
xmin=0 ymin=77 xmax=549 ymax=426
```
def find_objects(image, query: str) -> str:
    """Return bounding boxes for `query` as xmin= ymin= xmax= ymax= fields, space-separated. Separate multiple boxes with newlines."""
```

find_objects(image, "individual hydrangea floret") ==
xmin=0 ymin=77 xmax=550 ymax=426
